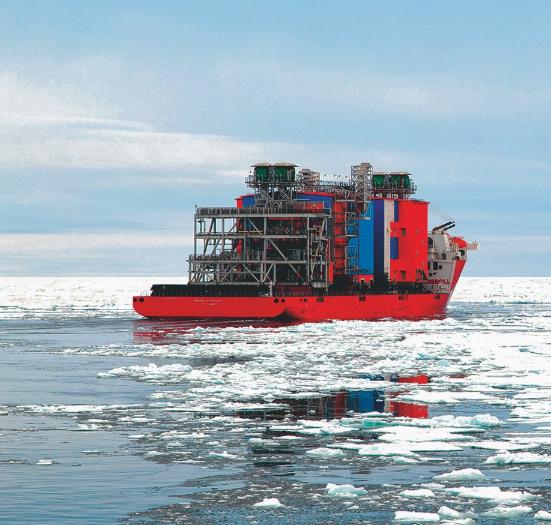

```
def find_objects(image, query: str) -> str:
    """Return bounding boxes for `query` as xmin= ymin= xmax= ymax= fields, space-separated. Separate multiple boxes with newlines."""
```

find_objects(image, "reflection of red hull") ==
xmin=133 ymin=292 xmax=450 ymax=321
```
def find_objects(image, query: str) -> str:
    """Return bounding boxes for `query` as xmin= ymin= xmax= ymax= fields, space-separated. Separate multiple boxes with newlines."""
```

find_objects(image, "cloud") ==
xmin=0 ymin=232 xmax=193 ymax=255
xmin=3 ymin=59 xmax=549 ymax=176
xmin=0 ymin=71 xmax=275 ymax=171
xmin=0 ymin=69 xmax=410 ymax=174
xmin=0 ymin=125 xmax=271 ymax=171
xmin=216 ymin=60 xmax=551 ymax=119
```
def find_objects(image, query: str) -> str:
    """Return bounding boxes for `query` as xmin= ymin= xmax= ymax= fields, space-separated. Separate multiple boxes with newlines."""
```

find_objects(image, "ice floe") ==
xmin=434 ymin=468 xmax=486 ymax=482
xmin=399 ymin=488 xmax=435 ymax=498
xmin=444 ymin=486 xmax=535 ymax=503
xmin=207 ymin=451 xmax=241 ymax=460
xmin=305 ymin=447 xmax=345 ymax=459
xmin=432 ymin=414 xmax=500 ymax=428
xmin=98 ymin=363 xmax=193 ymax=383
xmin=325 ymin=483 xmax=367 ymax=498
xmin=484 ymin=451 xmax=551 ymax=465
xmin=253 ymin=498 xmax=285 ymax=508
xmin=397 ymin=390 xmax=504 ymax=405
xmin=437 ymin=506 xmax=476 ymax=520
xmin=482 ymin=505 xmax=532 ymax=518
xmin=357 ymin=444 xmax=419 ymax=457
xmin=468 ymin=440 xmax=537 ymax=451
xmin=394 ymin=511 xmax=440 ymax=522
xmin=375 ymin=426 xmax=474 ymax=442
xmin=535 ymin=510 xmax=551 ymax=521
xmin=393 ymin=456 xmax=419 ymax=464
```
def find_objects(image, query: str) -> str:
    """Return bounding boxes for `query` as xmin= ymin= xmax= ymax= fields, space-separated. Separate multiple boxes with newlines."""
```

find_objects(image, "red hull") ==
xmin=133 ymin=292 xmax=450 ymax=321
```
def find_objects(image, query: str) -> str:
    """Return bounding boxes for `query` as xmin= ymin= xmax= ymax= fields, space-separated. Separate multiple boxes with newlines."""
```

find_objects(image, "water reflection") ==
xmin=132 ymin=319 xmax=300 ymax=344
xmin=236 ymin=375 xmax=430 ymax=421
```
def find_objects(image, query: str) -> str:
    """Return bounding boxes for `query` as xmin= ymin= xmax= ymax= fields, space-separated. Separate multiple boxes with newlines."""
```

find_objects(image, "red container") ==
xmin=389 ymin=199 xmax=429 ymax=283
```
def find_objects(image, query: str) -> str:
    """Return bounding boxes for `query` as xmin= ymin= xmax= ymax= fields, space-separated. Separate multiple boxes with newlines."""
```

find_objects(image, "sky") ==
xmin=0 ymin=0 xmax=550 ymax=276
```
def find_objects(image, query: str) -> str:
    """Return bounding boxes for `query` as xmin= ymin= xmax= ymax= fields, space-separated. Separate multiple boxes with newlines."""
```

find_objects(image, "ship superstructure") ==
xmin=133 ymin=162 xmax=476 ymax=320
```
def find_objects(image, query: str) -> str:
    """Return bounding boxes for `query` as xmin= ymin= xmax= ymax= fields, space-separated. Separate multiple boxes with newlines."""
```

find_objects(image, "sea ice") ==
xmin=207 ymin=451 xmax=241 ymax=460
xmin=438 ymin=506 xmax=470 ymax=519
xmin=399 ymin=488 xmax=435 ymax=498
xmin=405 ymin=442 xmax=463 ymax=452
xmin=484 ymin=451 xmax=551 ymax=465
xmin=253 ymin=498 xmax=285 ymax=508
xmin=482 ymin=505 xmax=532 ymax=518
xmin=393 ymin=456 xmax=419 ymax=464
xmin=535 ymin=510 xmax=551 ymax=521
xmin=434 ymin=468 xmax=486 ymax=482
xmin=295 ymin=419 xmax=353 ymax=435
xmin=394 ymin=511 xmax=440 ymax=523
xmin=6 ymin=276 xmax=551 ymax=522
xmin=36 ymin=459 xmax=54 ymax=465
xmin=75 ymin=423 xmax=108 ymax=431
xmin=424 ymin=414 xmax=500 ymax=428
xmin=325 ymin=483 xmax=367 ymax=498
xmin=357 ymin=443 xmax=419 ymax=457
xmin=445 ymin=486 xmax=535 ymax=503
xmin=97 ymin=363 xmax=192 ymax=383
xmin=328 ymin=441 xmax=365 ymax=451
xmin=305 ymin=447 xmax=345 ymax=459
xmin=421 ymin=483 xmax=445 ymax=490
xmin=375 ymin=426 xmax=474 ymax=442
xmin=469 ymin=440 xmax=536 ymax=451
xmin=248 ymin=438 xmax=281 ymax=449
xmin=467 ymin=414 xmax=501 ymax=427
xmin=397 ymin=390 xmax=501 ymax=405
xmin=358 ymin=440 xmax=462 ymax=456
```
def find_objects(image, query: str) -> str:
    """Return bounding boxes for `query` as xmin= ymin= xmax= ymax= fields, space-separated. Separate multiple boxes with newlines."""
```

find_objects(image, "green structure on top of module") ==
xmin=372 ymin=172 xmax=412 ymax=190
xmin=252 ymin=163 xmax=297 ymax=183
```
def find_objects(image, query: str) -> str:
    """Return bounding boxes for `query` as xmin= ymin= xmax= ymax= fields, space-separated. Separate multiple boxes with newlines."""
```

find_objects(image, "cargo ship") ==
xmin=133 ymin=162 xmax=477 ymax=321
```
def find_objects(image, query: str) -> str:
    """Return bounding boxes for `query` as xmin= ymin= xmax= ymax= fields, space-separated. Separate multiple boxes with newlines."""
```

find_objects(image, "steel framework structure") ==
xmin=350 ymin=162 xmax=373 ymax=212
xmin=189 ymin=206 xmax=332 ymax=288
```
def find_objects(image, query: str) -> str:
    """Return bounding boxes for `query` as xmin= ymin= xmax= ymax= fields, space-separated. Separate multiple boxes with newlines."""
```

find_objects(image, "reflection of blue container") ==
xmin=359 ymin=373 xmax=384 ymax=381
xmin=359 ymin=390 xmax=376 ymax=412
xmin=347 ymin=391 xmax=361 ymax=412
xmin=348 ymin=390 xmax=379 ymax=413
xmin=324 ymin=396 xmax=334 ymax=419
xmin=374 ymin=390 xmax=385 ymax=412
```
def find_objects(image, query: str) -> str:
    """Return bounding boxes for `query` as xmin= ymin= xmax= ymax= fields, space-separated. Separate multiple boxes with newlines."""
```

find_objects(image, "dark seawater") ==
xmin=1 ymin=278 xmax=550 ymax=524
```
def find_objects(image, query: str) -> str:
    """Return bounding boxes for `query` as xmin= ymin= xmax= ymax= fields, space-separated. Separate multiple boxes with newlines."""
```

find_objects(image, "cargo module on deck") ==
xmin=133 ymin=162 xmax=477 ymax=321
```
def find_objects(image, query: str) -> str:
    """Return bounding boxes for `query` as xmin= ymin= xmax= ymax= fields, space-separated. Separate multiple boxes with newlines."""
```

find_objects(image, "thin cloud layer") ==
xmin=0 ymin=72 xmax=273 ymax=171
xmin=216 ymin=60 xmax=551 ymax=118
xmin=0 ymin=232 xmax=193 ymax=254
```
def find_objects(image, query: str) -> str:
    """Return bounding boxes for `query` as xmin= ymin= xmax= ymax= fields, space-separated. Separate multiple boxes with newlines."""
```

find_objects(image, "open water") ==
xmin=0 ymin=277 xmax=550 ymax=524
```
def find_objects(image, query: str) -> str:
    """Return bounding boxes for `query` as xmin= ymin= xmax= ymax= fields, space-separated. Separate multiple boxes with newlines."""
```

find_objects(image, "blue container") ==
xmin=347 ymin=207 xmax=374 ymax=275
xmin=372 ymin=199 xmax=385 ymax=277
xmin=390 ymin=237 xmax=399 ymax=260
xmin=358 ymin=212 xmax=374 ymax=273
xmin=242 ymin=195 xmax=255 ymax=207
